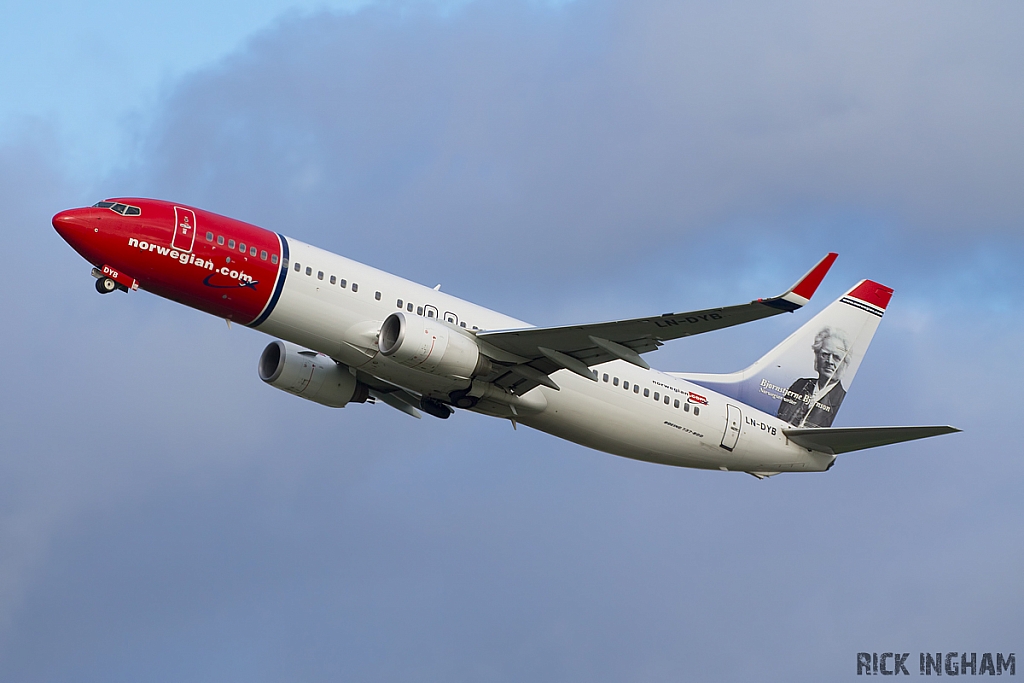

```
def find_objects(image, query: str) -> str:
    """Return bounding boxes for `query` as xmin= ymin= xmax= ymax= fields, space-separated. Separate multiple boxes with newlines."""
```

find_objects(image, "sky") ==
xmin=1 ymin=1 xmax=1022 ymax=680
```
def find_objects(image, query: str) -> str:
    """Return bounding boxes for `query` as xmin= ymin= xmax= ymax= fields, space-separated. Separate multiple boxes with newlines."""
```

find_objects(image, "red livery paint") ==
xmin=848 ymin=280 xmax=893 ymax=310
xmin=101 ymin=264 xmax=138 ymax=291
xmin=790 ymin=252 xmax=838 ymax=300
xmin=52 ymin=198 xmax=284 ymax=324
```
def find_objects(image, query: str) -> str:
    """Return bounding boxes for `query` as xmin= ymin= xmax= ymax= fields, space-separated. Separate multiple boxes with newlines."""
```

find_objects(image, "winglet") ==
xmin=787 ymin=252 xmax=838 ymax=304
xmin=761 ymin=252 xmax=838 ymax=311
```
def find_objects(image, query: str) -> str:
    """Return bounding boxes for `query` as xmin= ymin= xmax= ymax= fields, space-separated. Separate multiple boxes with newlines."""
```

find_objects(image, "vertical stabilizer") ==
xmin=673 ymin=281 xmax=893 ymax=428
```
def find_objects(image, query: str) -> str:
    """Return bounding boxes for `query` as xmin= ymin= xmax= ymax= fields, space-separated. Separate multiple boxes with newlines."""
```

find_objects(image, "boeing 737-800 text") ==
xmin=53 ymin=198 xmax=957 ymax=477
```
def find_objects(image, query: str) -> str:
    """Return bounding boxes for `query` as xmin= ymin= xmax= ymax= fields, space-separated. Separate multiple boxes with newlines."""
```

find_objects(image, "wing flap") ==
xmin=784 ymin=425 xmax=960 ymax=455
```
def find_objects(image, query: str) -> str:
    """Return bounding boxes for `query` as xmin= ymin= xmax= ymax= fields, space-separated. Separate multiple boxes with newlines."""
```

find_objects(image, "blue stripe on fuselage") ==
xmin=248 ymin=234 xmax=290 ymax=328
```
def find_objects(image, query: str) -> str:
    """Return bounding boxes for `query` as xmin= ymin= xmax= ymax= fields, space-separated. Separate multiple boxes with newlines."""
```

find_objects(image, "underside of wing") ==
xmin=351 ymin=368 xmax=423 ymax=418
xmin=476 ymin=253 xmax=838 ymax=395
xmin=784 ymin=425 xmax=961 ymax=455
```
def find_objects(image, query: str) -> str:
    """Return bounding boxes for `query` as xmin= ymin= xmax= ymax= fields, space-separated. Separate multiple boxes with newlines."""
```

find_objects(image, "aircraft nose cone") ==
xmin=53 ymin=209 xmax=76 ymax=234
xmin=52 ymin=209 xmax=89 ymax=242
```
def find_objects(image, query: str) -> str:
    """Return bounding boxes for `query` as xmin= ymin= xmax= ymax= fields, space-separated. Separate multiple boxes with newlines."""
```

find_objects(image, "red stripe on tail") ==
xmin=848 ymin=280 xmax=893 ymax=310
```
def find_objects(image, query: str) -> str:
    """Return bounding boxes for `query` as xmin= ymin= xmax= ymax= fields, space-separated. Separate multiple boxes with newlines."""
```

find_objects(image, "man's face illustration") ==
xmin=815 ymin=337 xmax=847 ymax=382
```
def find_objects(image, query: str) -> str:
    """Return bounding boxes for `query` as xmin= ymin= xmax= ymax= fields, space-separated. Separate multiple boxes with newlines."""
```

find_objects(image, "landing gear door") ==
xmin=721 ymin=404 xmax=742 ymax=451
xmin=172 ymin=206 xmax=197 ymax=252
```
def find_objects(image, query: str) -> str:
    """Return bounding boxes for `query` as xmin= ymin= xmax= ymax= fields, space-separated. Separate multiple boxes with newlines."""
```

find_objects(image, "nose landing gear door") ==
xmin=172 ymin=206 xmax=197 ymax=252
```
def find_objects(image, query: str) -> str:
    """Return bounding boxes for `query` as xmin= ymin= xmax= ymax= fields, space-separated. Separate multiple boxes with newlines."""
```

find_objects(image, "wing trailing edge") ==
xmin=476 ymin=253 xmax=838 ymax=396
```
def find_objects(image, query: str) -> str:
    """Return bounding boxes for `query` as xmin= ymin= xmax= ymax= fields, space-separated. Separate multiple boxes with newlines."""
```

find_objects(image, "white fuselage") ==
xmin=256 ymin=237 xmax=834 ymax=473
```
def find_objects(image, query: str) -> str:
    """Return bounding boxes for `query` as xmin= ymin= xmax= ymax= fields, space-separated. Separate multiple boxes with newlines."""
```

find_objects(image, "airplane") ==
xmin=53 ymin=198 xmax=958 ymax=477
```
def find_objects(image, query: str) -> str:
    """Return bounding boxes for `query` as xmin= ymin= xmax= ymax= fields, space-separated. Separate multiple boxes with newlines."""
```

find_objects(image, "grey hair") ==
xmin=812 ymin=326 xmax=852 ymax=367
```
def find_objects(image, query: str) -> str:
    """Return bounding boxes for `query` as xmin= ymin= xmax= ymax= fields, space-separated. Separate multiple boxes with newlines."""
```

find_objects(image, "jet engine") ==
xmin=378 ymin=312 xmax=492 ymax=379
xmin=259 ymin=340 xmax=369 ymax=408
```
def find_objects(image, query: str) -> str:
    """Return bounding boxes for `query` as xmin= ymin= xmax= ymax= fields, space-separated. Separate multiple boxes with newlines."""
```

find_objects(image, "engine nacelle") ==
xmin=378 ymin=312 xmax=492 ymax=379
xmin=258 ymin=340 xmax=369 ymax=408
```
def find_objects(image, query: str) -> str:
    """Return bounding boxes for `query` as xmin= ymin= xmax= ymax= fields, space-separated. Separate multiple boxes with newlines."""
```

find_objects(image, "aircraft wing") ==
xmin=351 ymin=368 xmax=423 ymax=418
xmin=783 ymin=425 xmax=961 ymax=455
xmin=477 ymin=253 xmax=837 ymax=394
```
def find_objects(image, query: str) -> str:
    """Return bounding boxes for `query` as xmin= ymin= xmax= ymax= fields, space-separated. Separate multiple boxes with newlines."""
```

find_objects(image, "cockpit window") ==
xmin=93 ymin=201 xmax=141 ymax=216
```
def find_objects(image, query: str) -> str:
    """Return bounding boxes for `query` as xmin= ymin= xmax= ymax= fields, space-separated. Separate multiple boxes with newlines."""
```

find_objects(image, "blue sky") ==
xmin=1 ymin=1 xmax=1022 ymax=680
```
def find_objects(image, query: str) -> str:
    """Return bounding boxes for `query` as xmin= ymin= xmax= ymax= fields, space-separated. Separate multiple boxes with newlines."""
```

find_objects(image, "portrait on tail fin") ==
xmin=776 ymin=326 xmax=851 ymax=428
xmin=672 ymin=279 xmax=890 ymax=428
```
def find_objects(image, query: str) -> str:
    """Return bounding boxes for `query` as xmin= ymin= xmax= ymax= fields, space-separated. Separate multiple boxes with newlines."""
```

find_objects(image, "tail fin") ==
xmin=673 ymin=280 xmax=893 ymax=428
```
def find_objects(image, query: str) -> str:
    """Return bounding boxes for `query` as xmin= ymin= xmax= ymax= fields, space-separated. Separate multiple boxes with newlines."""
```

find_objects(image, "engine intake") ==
xmin=378 ymin=312 xmax=491 ymax=379
xmin=259 ymin=341 xmax=369 ymax=408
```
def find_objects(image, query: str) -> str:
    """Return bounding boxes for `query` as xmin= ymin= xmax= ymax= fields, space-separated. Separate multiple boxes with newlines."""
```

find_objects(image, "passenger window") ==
xmin=460 ymin=322 xmax=466 ymax=328
xmin=674 ymin=399 xmax=680 ymax=408
xmin=684 ymin=403 xmax=690 ymax=412
xmin=294 ymin=262 xmax=301 ymax=272
xmin=407 ymin=303 xmax=413 ymax=312
xmin=603 ymin=373 xmax=609 ymax=382
xmin=613 ymin=377 xmax=619 ymax=386
xmin=623 ymin=381 xmax=629 ymax=390
xmin=305 ymin=267 xmax=312 ymax=276
xmin=633 ymin=385 xmax=640 ymax=394
xmin=664 ymin=395 xmax=670 ymax=405
xmin=331 ymin=276 xmax=337 ymax=285
xmin=653 ymin=392 xmax=659 ymax=400
xmin=351 ymin=283 xmax=358 ymax=292
xmin=417 ymin=306 xmax=423 ymax=315
xmin=260 ymin=250 xmax=267 ymax=260
xmin=643 ymin=388 xmax=650 ymax=397
xmin=375 ymin=291 xmax=381 ymax=301
xmin=427 ymin=309 xmax=434 ymax=317
xmin=250 ymin=246 xmax=257 ymax=257
xmin=271 ymin=254 xmax=279 ymax=265
xmin=239 ymin=243 xmax=246 ymax=253
xmin=317 ymin=271 xmax=324 ymax=280
xmin=694 ymin=407 xmax=700 ymax=416
xmin=206 ymin=232 xmax=213 ymax=241
xmin=217 ymin=236 xmax=224 ymax=245
xmin=228 ymin=239 xmax=236 ymax=249
xmin=397 ymin=299 xmax=403 ymax=308
xmin=340 ymin=279 xmax=347 ymax=288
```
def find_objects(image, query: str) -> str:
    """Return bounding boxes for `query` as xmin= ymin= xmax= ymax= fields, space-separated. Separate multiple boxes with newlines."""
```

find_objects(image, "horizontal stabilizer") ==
xmin=784 ymin=425 xmax=960 ymax=455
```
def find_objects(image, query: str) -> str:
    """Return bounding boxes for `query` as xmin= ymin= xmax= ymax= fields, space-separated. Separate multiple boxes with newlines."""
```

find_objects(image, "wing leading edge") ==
xmin=477 ymin=253 xmax=838 ymax=394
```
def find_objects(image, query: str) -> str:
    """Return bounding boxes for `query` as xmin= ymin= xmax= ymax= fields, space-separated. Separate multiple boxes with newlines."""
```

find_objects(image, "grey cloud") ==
xmin=6 ymin=1 xmax=1023 ymax=680
xmin=119 ymin=0 xmax=1024 ymax=298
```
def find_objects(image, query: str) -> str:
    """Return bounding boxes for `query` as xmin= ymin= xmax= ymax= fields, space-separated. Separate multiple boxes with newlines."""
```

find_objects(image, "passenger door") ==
xmin=172 ymin=206 xmax=197 ymax=252
xmin=720 ymin=404 xmax=742 ymax=451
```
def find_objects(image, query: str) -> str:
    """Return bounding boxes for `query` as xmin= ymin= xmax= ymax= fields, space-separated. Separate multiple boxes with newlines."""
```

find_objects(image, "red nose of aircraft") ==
xmin=52 ymin=208 xmax=89 ymax=244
